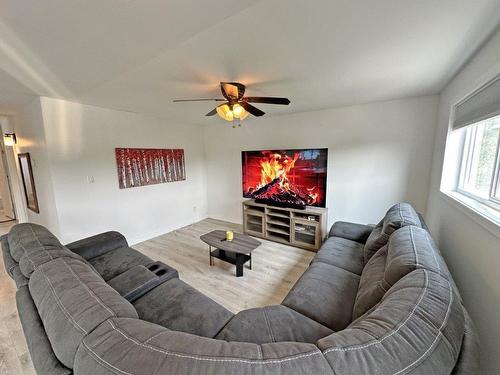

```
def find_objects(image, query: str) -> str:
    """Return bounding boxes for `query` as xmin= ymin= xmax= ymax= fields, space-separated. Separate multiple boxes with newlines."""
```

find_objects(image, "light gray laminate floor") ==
xmin=0 ymin=218 xmax=314 ymax=374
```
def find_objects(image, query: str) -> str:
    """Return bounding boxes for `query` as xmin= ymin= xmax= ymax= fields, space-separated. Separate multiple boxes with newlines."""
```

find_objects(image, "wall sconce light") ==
xmin=3 ymin=133 xmax=16 ymax=146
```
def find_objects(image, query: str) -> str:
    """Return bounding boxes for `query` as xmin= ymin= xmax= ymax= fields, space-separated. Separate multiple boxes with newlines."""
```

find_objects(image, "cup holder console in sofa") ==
xmin=107 ymin=261 xmax=178 ymax=302
xmin=147 ymin=261 xmax=179 ymax=281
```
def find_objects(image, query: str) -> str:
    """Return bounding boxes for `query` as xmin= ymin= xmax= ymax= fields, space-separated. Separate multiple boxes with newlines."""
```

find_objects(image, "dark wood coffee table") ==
xmin=200 ymin=230 xmax=261 ymax=277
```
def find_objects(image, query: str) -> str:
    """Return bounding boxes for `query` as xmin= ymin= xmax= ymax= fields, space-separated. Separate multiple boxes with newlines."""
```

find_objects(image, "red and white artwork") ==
xmin=115 ymin=148 xmax=186 ymax=189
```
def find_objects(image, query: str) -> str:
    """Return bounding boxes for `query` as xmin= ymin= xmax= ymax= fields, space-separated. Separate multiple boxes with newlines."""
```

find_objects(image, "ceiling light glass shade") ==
xmin=232 ymin=103 xmax=249 ymax=120
xmin=3 ymin=133 xmax=16 ymax=146
xmin=216 ymin=104 xmax=234 ymax=121
xmin=216 ymin=103 xmax=249 ymax=122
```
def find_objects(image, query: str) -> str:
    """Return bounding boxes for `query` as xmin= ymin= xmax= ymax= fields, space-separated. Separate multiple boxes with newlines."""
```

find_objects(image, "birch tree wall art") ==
xmin=115 ymin=148 xmax=186 ymax=189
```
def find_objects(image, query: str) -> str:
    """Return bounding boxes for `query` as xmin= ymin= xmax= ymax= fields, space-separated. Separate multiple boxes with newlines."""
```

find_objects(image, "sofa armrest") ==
xmin=329 ymin=221 xmax=373 ymax=244
xmin=1 ymin=234 xmax=17 ymax=278
xmin=107 ymin=263 xmax=178 ymax=302
xmin=65 ymin=231 xmax=128 ymax=260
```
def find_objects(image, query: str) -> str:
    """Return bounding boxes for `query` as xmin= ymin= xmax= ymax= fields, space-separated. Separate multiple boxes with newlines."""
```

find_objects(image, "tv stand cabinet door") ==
xmin=291 ymin=218 xmax=320 ymax=251
xmin=243 ymin=210 xmax=265 ymax=237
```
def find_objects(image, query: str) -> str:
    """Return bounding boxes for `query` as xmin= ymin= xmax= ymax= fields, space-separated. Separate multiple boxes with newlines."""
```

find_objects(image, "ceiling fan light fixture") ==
xmin=173 ymin=81 xmax=290 ymax=122
xmin=215 ymin=103 xmax=249 ymax=122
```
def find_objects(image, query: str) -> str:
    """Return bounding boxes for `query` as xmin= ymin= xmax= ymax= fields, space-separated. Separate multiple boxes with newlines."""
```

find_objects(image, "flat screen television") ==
xmin=242 ymin=148 xmax=328 ymax=209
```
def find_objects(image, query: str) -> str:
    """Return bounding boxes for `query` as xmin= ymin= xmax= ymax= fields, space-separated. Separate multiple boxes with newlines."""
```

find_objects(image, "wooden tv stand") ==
xmin=242 ymin=199 xmax=328 ymax=251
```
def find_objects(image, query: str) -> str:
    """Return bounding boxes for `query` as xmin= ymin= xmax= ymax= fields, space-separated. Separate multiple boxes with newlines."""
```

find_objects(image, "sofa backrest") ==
xmin=318 ymin=269 xmax=464 ymax=374
xmin=353 ymin=225 xmax=449 ymax=320
xmin=384 ymin=225 xmax=451 ymax=284
xmin=6 ymin=223 xmax=139 ymax=369
xmin=8 ymin=223 xmax=62 ymax=262
xmin=16 ymin=285 xmax=72 ymax=375
xmin=8 ymin=222 xmax=83 ymax=278
xmin=363 ymin=202 xmax=421 ymax=263
xmin=29 ymin=256 xmax=138 ymax=368
xmin=74 ymin=317 xmax=335 ymax=374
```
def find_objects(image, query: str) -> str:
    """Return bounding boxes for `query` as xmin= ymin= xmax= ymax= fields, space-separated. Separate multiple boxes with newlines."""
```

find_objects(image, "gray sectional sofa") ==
xmin=1 ymin=203 xmax=479 ymax=374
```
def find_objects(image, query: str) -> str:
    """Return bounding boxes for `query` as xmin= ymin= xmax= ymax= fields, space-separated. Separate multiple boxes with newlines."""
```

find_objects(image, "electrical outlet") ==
xmin=193 ymin=206 xmax=197 ymax=213
xmin=87 ymin=176 xmax=95 ymax=184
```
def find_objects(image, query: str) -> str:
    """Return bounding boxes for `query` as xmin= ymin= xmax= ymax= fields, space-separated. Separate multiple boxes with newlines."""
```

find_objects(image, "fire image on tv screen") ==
xmin=242 ymin=148 xmax=328 ymax=209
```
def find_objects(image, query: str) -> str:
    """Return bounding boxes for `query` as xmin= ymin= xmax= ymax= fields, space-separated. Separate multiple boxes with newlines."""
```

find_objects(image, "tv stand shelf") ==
xmin=242 ymin=199 xmax=327 ymax=251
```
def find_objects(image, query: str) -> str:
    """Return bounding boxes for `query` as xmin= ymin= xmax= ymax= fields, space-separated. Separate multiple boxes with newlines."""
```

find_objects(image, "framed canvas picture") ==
xmin=18 ymin=153 xmax=39 ymax=213
xmin=115 ymin=148 xmax=186 ymax=189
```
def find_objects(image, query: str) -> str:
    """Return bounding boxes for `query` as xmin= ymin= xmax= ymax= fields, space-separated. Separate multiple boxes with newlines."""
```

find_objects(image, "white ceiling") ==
xmin=0 ymin=0 xmax=499 ymax=124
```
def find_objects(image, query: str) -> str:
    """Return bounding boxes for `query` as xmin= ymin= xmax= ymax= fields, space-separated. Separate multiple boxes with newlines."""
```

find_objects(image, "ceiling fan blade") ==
xmin=173 ymin=98 xmax=225 ymax=102
xmin=244 ymin=97 xmax=290 ymax=105
xmin=220 ymin=82 xmax=246 ymax=100
xmin=205 ymin=107 xmax=218 ymax=116
xmin=241 ymin=102 xmax=265 ymax=117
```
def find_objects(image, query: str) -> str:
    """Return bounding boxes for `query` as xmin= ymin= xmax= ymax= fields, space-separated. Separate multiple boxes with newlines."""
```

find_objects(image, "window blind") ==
xmin=453 ymin=74 xmax=500 ymax=130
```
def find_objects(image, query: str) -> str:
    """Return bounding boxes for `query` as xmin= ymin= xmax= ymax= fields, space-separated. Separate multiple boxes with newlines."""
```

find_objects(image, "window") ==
xmin=457 ymin=115 xmax=500 ymax=209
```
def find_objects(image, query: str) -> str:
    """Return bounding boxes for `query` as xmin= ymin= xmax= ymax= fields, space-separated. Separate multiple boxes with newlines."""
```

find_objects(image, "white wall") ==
xmin=203 ymin=96 xmax=439 ymax=227
xmin=14 ymin=97 xmax=208 ymax=244
xmin=426 ymin=27 xmax=500 ymax=375
xmin=14 ymin=99 xmax=60 ymax=233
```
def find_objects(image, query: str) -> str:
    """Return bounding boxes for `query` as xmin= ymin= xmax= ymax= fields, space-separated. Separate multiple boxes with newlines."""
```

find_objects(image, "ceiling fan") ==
xmin=173 ymin=82 xmax=290 ymax=126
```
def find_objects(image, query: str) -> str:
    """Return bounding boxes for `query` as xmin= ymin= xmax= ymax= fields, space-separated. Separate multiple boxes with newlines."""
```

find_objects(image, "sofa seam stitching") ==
xmin=143 ymin=331 xmax=169 ymax=345
xmin=409 ymin=226 xmax=419 ymax=267
xmin=424 ymin=233 xmax=441 ymax=273
xmin=81 ymin=341 xmax=131 ymax=375
xmin=256 ymin=344 xmax=263 ymax=360
xmin=106 ymin=320 xmax=322 ymax=364
xmin=19 ymin=241 xmax=36 ymax=274
xmin=28 ymin=223 xmax=54 ymax=262
xmin=262 ymin=308 xmax=276 ymax=342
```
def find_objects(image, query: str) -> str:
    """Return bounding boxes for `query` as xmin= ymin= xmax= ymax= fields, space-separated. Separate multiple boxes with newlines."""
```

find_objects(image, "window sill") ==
xmin=440 ymin=190 xmax=500 ymax=238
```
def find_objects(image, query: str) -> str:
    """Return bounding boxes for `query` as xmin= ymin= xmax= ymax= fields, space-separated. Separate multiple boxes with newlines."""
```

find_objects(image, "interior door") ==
xmin=0 ymin=142 xmax=15 ymax=219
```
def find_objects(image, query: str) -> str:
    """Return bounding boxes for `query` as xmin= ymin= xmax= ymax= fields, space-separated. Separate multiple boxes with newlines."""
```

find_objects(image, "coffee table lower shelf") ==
xmin=209 ymin=248 xmax=252 ymax=277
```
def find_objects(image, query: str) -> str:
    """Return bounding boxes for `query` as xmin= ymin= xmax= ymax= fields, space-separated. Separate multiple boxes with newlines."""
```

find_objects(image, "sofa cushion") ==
xmin=363 ymin=203 xmax=421 ymax=263
xmin=354 ymin=224 xmax=459 ymax=321
xmin=29 ymin=256 xmax=138 ymax=368
xmin=88 ymin=246 xmax=153 ymax=281
xmin=216 ymin=305 xmax=333 ymax=344
xmin=328 ymin=221 xmax=373 ymax=243
xmin=318 ymin=269 xmax=464 ymax=375
xmin=75 ymin=317 xmax=334 ymax=375
xmin=16 ymin=286 xmax=72 ymax=375
xmin=133 ymin=278 xmax=234 ymax=338
xmin=312 ymin=236 xmax=364 ymax=275
xmin=385 ymin=225 xmax=450 ymax=285
xmin=282 ymin=262 xmax=360 ymax=331
xmin=352 ymin=245 xmax=388 ymax=320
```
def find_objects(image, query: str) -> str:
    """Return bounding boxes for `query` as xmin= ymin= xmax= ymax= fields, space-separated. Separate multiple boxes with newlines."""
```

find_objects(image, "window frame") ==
xmin=456 ymin=116 xmax=500 ymax=212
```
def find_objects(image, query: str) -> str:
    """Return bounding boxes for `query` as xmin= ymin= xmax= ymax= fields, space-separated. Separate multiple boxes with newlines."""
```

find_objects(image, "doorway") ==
xmin=0 ymin=130 xmax=16 ymax=222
